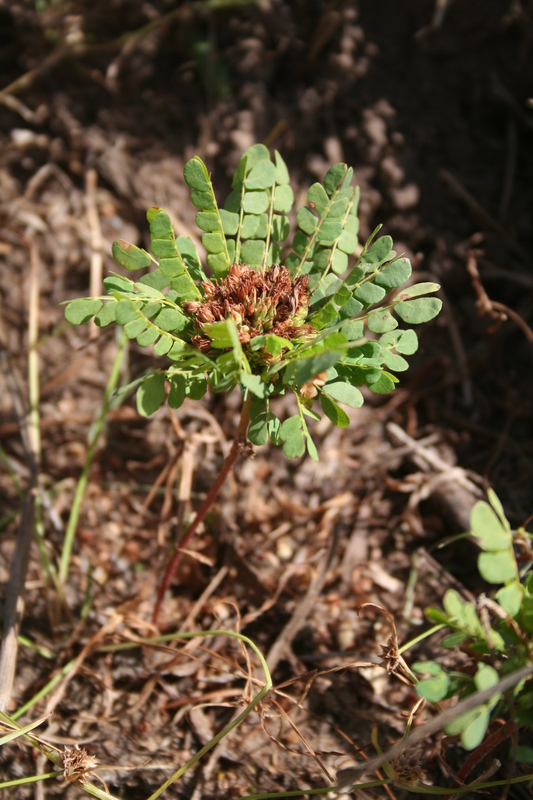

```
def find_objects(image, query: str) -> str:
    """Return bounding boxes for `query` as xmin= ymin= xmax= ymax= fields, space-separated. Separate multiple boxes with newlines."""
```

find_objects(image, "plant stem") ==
xmin=152 ymin=395 xmax=251 ymax=625
xmin=58 ymin=330 xmax=127 ymax=595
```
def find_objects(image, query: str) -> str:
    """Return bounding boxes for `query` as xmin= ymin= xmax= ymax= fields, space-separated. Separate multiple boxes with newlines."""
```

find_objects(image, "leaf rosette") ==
xmin=65 ymin=146 xmax=442 ymax=458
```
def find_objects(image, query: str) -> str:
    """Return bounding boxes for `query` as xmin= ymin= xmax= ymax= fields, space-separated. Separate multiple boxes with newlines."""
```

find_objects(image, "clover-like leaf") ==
xmin=415 ymin=665 xmax=451 ymax=703
xmin=496 ymin=584 xmax=523 ymax=617
xmin=470 ymin=500 xmax=511 ymax=551
xmin=478 ymin=551 xmax=516 ymax=584
xmin=282 ymin=430 xmax=306 ymax=458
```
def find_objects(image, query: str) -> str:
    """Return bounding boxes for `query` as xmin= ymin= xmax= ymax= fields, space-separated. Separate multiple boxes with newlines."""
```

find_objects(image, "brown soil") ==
xmin=1 ymin=1 xmax=533 ymax=798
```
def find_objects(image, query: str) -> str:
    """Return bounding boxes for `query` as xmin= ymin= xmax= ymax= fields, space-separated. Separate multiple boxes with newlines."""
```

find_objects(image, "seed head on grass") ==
xmin=390 ymin=750 xmax=426 ymax=785
xmin=62 ymin=743 xmax=99 ymax=784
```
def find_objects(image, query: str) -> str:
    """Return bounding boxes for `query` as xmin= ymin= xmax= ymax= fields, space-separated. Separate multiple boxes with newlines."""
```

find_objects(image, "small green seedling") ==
xmin=65 ymin=145 xmax=442 ymax=618
xmin=414 ymin=489 xmax=533 ymax=754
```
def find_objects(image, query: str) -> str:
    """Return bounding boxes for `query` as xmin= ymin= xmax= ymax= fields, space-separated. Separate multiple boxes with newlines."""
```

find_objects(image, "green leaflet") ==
xmin=112 ymin=240 xmax=152 ymax=271
xmin=320 ymin=393 xmax=350 ymax=428
xmin=322 ymin=381 xmax=363 ymax=408
xmin=65 ymin=298 xmax=103 ymax=325
xmin=137 ymin=373 xmax=166 ymax=417
xmin=395 ymin=297 xmax=443 ymax=323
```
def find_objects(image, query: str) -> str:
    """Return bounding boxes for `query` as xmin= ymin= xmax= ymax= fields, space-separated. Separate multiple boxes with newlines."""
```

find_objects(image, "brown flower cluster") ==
xmin=184 ymin=262 xmax=314 ymax=354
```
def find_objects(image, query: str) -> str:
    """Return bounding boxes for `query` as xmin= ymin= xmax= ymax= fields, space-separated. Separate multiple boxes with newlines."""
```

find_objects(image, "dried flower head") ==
xmin=184 ymin=262 xmax=314 ymax=357
xmin=389 ymin=750 xmax=426 ymax=785
xmin=62 ymin=744 xmax=99 ymax=784
xmin=300 ymin=371 xmax=328 ymax=399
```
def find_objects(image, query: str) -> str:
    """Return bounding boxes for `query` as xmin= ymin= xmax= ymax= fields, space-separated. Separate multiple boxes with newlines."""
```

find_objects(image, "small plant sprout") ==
xmin=65 ymin=145 xmax=442 ymax=621
xmin=412 ymin=490 xmax=533 ymax=754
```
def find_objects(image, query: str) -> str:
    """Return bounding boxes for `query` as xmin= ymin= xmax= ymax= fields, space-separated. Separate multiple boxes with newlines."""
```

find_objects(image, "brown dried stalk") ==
xmin=152 ymin=395 xmax=252 ymax=625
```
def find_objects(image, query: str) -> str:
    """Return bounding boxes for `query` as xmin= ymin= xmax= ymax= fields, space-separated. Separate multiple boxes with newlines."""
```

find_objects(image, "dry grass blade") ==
xmin=0 ymin=714 xmax=51 ymax=745
xmin=258 ymin=696 xmax=338 ymax=783
xmin=85 ymin=169 xmax=104 ymax=340
xmin=0 ymin=237 xmax=41 ymax=712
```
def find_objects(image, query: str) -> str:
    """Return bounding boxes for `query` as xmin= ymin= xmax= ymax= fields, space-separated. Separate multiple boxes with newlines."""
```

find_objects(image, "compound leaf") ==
xmin=183 ymin=156 xmax=210 ymax=191
xmin=115 ymin=299 xmax=139 ymax=325
xmin=95 ymin=302 xmax=116 ymax=327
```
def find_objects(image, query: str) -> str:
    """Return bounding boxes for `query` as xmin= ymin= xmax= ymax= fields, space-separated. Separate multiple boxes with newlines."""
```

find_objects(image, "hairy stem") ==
xmin=152 ymin=395 xmax=252 ymax=625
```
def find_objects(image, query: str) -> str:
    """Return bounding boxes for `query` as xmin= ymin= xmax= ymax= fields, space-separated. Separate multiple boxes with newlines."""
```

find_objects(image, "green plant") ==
xmin=413 ymin=489 xmax=533 ymax=756
xmin=64 ymin=145 xmax=442 ymax=619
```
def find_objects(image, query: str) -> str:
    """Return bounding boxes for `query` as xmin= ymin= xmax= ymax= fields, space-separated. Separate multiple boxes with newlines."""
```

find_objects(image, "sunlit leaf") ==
xmin=282 ymin=429 xmax=306 ymax=458
xmin=65 ymin=298 xmax=103 ymax=325
xmin=320 ymin=394 xmax=350 ymax=427
xmin=323 ymin=381 xmax=363 ymax=408
xmin=395 ymin=297 xmax=442 ymax=323
xmin=112 ymin=240 xmax=151 ymax=271
xmin=478 ymin=551 xmax=516 ymax=584
xmin=470 ymin=501 xmax=511 ymax=551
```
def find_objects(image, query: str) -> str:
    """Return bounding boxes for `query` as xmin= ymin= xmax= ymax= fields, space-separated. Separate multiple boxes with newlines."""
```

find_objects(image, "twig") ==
xmin=416 ymin=0 xmax=455 ymax=39
xmin=386 ymin=422 xmax=481 ymax=492
xmin=466 ymin=250 xmax=533 ymax=344
xmin=85 ymin=169 xmax=103 ymax=340
xmin=336 ymin=662 xmax=533 ymax=787
xmin=152 ymin=395 xmax=252 ymax=625
xmin=438 ymin=284 xmax=472 ymax=407
xmin=0 ymin=238 xmax=41 ymax=711
xmin=0 ymin=479 xmax=36 ymax=712
xmin=442 ymin=720 xmax=516 ymax=800
xmin=43 ymin=614 xmax=124 ymax=717
xmin=0 ymin=1 xmax=258 ymax=102
xmin=440 ymin=169 xmax=531 ymax=266
xmin=27 ymin=239 xmax=41 ymax=463
xmin=0 ymin=92 xmax=42 ymax=123
xmin=498 ymin=119 xmax=517 ymax=222
xmin=178 ymin=565 xmax=229 ymax=633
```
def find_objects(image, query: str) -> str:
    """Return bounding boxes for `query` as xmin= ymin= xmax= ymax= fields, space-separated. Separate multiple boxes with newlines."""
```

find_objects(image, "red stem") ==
xmin=442 ymin=719 xmax=516 ymax=800
xmin=152 ymin=396 xmax=251 ymax=625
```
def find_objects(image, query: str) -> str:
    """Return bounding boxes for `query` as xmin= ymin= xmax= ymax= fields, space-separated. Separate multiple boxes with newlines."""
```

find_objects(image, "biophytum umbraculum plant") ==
xmin=65 ymin=144 xmax=442 ymax=461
